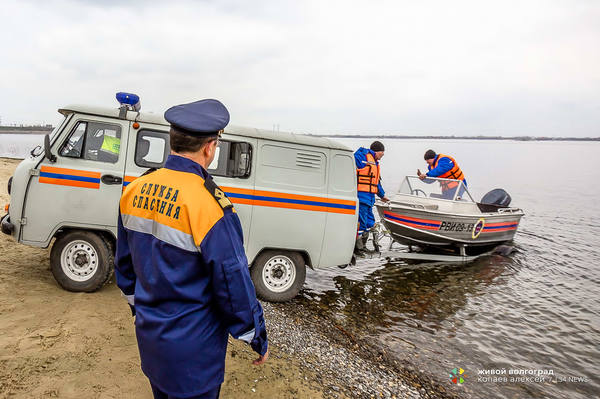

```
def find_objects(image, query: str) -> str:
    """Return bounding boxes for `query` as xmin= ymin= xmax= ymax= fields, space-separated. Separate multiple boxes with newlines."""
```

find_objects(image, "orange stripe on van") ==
xmin=238 ymin=199 xmax=355 ymax=215
xmin=222 ymin=186 xmax=356 ymax=206
xmin=38 ymin=176 xmax=100 ymax=189
xmin=38 ymin=166 xmax=101 ymax=189
xmin=222 ymin=186 xmax=356 ymax=215
xmin=40 ymin=166 xmax=101 ymax=178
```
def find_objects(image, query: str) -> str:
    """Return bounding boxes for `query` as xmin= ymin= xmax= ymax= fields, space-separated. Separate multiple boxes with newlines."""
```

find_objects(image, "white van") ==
xmin=1 ymin=95 xmax=358 ymax=301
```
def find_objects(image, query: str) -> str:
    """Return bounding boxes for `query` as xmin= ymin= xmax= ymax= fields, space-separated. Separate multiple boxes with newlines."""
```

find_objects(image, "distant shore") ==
xmin=0 ymin=126 xmax=52 ymax=135
xmin=317 ymin=134 xmax=600 ymax=142
xmin=1 ymin=125 xmax=598 ymax=141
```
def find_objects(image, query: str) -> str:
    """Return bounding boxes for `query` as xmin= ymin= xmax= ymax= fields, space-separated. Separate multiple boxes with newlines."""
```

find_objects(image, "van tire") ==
xmin=50 ymin=231 xmax=113 ymax=292
xmin=251 ymin=250 xmax=306 ymax=302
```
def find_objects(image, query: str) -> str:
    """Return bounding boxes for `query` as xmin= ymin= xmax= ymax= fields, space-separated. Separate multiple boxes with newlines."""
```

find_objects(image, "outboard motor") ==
xmin=478 ymin=189 xmax=512 ymax=212
xmin=481 ymin=188 xmax=512 ymax=207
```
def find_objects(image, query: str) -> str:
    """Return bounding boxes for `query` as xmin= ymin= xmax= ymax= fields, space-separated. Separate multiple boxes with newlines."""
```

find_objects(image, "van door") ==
xmin=123 ymin=129 xmax=257 ymax=248
xmin=321 ymin=151 xmax=358 ymax=267
xmin=211 ymin=135 xmax=257 ymax=248
xmin=247 ymin=142 xmax=328 ymax=266
xmin=21 ymin=116 xmax=129 ymax=244
xmin=123 ymin=125 xmax=170 ymax=186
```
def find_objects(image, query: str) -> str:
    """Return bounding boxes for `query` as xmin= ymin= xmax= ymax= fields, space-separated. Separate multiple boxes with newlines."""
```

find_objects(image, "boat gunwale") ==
xmin=377 ymin=198 xmax=524 ymax=219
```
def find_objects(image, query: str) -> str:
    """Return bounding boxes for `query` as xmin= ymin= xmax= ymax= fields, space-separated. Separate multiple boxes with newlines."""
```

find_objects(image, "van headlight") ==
xmin=7 ymin=176 xmax=12 ymax=195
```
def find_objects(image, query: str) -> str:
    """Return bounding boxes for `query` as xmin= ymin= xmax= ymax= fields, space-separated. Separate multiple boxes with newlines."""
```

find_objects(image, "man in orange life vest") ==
xmin=354 ymin=141 xmax=389 ymax=253
xmin=418 ymin=149 xmax=467 ymax=200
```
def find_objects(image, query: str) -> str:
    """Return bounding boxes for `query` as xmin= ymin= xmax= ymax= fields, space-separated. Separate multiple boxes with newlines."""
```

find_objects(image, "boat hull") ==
xmin=376 ymin=204 xmax=523 ymax=248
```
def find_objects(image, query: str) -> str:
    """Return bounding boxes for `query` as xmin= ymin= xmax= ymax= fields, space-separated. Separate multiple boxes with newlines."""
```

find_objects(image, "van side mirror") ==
xmin=231 ymin=142 xmax=251 ymax=178
xmin=44 ymin=134 xmax=57 ymax=163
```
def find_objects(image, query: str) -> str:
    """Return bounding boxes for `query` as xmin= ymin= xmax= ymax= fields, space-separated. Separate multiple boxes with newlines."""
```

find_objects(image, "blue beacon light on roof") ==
xmin=116 ymin=92 xmax=140 ymax=106
xmin=116 ymin=92 xmax=141 ymax=114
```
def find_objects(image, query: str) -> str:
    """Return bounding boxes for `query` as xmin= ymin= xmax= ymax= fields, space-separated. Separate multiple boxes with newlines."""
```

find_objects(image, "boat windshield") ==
xmin=398 ymin=176 xmax=474 ymax=202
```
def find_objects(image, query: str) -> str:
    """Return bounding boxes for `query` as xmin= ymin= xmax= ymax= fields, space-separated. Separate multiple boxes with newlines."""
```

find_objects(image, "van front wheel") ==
xmin=50 ymin=231 xmax=113 ymax=292
xmin=251 ymin=251 xmax=306 ymax=302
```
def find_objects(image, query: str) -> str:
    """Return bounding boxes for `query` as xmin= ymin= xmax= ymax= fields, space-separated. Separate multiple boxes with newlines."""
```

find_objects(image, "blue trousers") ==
xmin=151 ymin=383 xmax=221 ymax=399
xmin=358 ymin=203 xmax=375 ymax=235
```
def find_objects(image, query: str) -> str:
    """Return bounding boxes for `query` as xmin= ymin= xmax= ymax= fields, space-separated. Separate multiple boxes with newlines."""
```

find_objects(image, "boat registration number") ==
xmin=439 ymin=221 xmax=475 ymax=232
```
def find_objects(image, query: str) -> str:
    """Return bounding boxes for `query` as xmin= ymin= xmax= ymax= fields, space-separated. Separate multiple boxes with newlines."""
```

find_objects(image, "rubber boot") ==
xmin=361 ymin=231 xmax=369 ymax=246
xmin=372 ymin=230 xmax=381 ymax=253
xmin=361 ymin=231 xmax=375 ymax=254
xmin=354 ymin=235 xmax=366 ymax=256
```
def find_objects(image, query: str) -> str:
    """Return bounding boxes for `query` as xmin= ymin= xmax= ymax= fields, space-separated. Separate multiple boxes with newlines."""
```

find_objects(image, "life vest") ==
xmin=357 ymin=152 xmax=380 ymax=193
xmin=431 ymin=154 xmax=464 ymax=191
xmin=101 ymin=135 xmax=121 ymax=155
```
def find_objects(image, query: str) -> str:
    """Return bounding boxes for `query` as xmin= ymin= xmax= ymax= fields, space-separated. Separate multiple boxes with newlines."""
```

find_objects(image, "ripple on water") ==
xmin=301 ymin=231 xmax=599 ymax=398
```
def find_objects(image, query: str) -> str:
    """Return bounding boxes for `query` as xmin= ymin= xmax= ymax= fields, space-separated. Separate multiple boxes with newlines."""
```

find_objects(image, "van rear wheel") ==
xmin=50 ymin=231 xmax=113 ymax=292
xmin=251 ymin=250 xmax=306 ymax=302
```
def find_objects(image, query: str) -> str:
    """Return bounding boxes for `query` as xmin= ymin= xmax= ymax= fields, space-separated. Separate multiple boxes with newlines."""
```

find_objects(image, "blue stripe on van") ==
xmin=39 ymin=171 xmax=101 ymax=184
xmin=225 ymin=192 xmax=356 ymax=210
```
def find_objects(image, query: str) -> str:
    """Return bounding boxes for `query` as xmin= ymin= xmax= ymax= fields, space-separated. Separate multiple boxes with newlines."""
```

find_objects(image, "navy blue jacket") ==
xmin=115 ymin=155 xmax=267 ymax=397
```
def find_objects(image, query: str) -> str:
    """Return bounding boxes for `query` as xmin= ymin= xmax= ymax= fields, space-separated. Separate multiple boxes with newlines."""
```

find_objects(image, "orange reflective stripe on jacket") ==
xmin=433 ymin=154 xmax=464 ymax=191
xmin=357 ymin=152 xmax=380 ymax=193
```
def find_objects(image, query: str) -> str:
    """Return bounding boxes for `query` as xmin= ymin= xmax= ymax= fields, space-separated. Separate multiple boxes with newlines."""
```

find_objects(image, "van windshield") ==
xmin=49 ymin=114 xmax=71 ymax=141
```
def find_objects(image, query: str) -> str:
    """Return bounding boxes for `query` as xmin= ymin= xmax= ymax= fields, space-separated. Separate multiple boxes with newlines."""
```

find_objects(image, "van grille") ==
xmin=296 ymin=152 xmax=322 ymax=169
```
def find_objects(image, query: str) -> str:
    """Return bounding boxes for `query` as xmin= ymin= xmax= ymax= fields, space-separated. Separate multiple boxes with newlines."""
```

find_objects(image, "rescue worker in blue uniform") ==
xmin=354 ymin=141 xmax=389 ymax=254
xmin=418 ymin=149 xmax=468 ymax=200
xmin=115 ymin=99 xmax=268 ymax=399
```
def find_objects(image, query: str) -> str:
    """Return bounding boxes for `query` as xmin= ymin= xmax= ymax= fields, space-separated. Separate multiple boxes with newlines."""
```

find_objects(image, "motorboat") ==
xmin=374 ymin=176 xmax=524 ymax=260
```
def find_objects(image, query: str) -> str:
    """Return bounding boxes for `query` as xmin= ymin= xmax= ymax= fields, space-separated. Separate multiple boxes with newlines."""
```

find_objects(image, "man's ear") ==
xmin=202 ymin=141 xmax=212 ymax=158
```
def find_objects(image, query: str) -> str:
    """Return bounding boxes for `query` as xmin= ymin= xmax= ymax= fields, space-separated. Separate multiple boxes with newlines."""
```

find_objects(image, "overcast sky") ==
xmin=1 ymin=0 xmax=598 ymax=137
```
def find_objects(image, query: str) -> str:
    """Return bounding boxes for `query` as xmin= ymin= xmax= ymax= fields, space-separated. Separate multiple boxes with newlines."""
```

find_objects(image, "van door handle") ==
xmin=101 ymin=174 xmax=123 ymax=185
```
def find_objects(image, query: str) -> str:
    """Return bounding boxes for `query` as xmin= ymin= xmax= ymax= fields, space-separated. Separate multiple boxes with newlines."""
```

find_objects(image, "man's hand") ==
xmin=253 ymin=348 xmax=269 ymax=365
xmin=417 ymin=169 xmax=426 ymax=180
xmin=382 ymin=196 xmax=390 ymax=203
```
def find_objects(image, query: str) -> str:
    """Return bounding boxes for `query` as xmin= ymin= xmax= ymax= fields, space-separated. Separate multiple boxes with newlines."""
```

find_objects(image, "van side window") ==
xmin=332 ymin=154 xmax=355 ymax=192
xmin=208 ymin=140 xmax=252 ymax=178
xmin=135 ymin=130 xmax=170 ymax=169
xmin=59 ymin=121 xmax=122 ymax=164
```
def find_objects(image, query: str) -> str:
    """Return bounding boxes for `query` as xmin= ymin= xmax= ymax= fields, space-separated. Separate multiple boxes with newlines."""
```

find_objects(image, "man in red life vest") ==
xmin=418 ymin=149 xmax=467 ymax=200
xmin=354 ymin=141 xmax=389 ymax=254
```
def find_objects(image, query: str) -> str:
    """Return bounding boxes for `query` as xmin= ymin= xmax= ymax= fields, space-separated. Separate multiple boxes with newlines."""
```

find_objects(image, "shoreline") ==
xmin=265 ymin=300 xmax=458 ymax=399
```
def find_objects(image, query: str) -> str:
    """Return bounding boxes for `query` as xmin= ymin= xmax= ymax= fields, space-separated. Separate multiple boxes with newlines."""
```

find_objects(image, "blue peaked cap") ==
xmin=164 ymin=99 xmax=230 ymax=136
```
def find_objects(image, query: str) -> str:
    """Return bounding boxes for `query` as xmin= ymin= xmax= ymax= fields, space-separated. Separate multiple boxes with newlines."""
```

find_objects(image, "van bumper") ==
xmin=1 ymin=214 xmax=14 ymax=235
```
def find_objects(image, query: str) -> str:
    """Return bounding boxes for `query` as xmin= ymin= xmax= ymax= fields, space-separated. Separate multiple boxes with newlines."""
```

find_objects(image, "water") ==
xmin=0 ymin=134 xmax=44 ymax=158
xmin=301 ymin=139 xmax=600 ymax=399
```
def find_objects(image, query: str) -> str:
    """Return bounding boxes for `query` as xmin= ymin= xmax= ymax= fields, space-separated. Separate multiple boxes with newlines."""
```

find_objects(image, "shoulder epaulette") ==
xmin=204 ymin=177 xmax=233 ymax=210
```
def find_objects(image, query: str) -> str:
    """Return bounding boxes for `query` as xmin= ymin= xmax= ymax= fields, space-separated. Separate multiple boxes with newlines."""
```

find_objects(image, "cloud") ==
xmin=0 ymin=0 xmax=598 ymax=136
